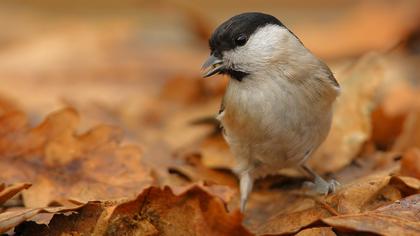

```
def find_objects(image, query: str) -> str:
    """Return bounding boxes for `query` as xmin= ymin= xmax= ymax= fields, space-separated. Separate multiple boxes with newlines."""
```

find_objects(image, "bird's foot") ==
xmin=303 ymin=176 xmax=340 ymax=195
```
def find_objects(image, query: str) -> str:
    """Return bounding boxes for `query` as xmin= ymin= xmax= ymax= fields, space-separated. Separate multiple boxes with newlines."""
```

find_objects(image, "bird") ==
xmin=201 ymin=12 xmax=341 ymax=212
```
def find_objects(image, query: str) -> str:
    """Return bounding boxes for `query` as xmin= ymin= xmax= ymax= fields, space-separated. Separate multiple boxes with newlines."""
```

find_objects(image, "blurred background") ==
xmin=0 ymin=0 xmax=419 ymax=161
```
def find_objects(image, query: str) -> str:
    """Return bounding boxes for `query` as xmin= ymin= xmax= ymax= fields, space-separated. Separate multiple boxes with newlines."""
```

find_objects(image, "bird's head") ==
xmin=202 ymin=12 xmax=302 ymax=81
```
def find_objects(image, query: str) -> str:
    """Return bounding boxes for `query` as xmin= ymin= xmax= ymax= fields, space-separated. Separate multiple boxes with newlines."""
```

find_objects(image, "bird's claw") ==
xmin=303 ymin=176 xmax=340 ymax=195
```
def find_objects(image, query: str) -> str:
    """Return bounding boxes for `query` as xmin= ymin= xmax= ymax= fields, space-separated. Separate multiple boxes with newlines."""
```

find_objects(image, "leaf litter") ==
xmin=0 ymin=1 xmax=420 ymax=235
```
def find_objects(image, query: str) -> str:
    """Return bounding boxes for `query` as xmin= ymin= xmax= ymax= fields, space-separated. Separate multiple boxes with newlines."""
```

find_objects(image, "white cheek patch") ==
xmin=223 ymin=25 xmax=290 ymax=72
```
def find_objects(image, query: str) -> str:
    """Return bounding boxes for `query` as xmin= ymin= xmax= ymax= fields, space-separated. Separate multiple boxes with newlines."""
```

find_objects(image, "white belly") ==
xmin=219 ymin=76 xmax=337 ymax=178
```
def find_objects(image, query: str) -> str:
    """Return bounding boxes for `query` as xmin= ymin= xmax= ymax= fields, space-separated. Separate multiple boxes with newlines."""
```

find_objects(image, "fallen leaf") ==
xmin=298 ymin=1 xmax=420 ymax=59
xmin=0 ymin=183 xmax=31 ymax=205
xmin=0 ymin=95 xmax=20 ymax=115
xmin=256 ymin=204 xmax=332 ymax=235
xmin=310 ymin=53 xmax=394 ymax=173
xmin=295 ymin=227 xmax=336 ymax=236
xmin=170 ymin=153 xmax=237 ymax=188
xmin=371 ymin=105 xmax=406 ymax=150
xmin=326 ymin=174 xmax=419 ymax=215
xmin=378 ymin=79 xmax=420 ymax=117
xmin=394 ymin=111 xmax=420 ymax=152
xmin=251 ymin=173 xmax=419 ymax=235
xmin=106 ymin=186 xmax=251 ymax=236
xmin=200 ymin=133 xmax=236 ymax=170
xmin=0 ymin=208 xmax=44 ymax=233
xmin=389 ymin=176 xmax=420 ymax=196
xmin=0 ymin=204 xmax=87 ymax=233
xmin=323 ymin=194 xmax=420 ymax=236
xmin=159 ymin=76 xmax=208 ymax=105
xmin=0 ymin=108 xmax=154 ymax=207
xmin=326 ymin=174 xmax=392 ymax=214
xmin=171 ymin=182 xmax=236 ymax=204
xmin=400 ymin=148 xmax=420 ymax=179
xmin=14 ymin=185 xmax=251 ymax=236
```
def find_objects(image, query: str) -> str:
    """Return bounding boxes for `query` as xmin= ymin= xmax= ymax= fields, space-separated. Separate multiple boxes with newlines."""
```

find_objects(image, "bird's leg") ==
xmin=300 ymin=163 xmax=339 ymax=195
xmin=239 ymin=171 xmax=253 ymax=212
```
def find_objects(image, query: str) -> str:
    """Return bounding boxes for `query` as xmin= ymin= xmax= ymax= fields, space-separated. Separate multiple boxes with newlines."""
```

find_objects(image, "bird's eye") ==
xmin=235 ymin=35 xmax=248 ymax=46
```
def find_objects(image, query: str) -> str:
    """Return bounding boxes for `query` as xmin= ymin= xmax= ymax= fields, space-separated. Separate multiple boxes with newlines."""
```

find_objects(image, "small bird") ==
xmin=201 ymin=12 xmax=340 ymax=212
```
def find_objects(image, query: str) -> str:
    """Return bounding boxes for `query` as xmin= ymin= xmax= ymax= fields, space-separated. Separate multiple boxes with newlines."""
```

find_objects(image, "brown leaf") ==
xmin=45 ymin=202 xmax=110 ymax=235
xmin=0 ymin=95 xmax=19 ymax=115
xmin=371 ymin=105 xmax=406 ymax=150
xmin=394 ymin=111 xmax=420 ymax=152
xmin=142 ymin=139 xmax=237 ymax=190
xmin=298 ymin=1 xmax=420 ymax=59
xmin=0 ymin=108 xmax=154 ymax=207
xmin=0 ymin=183 xmax=31 ymax=205
xmin=171 ymin=182 xmax=236 ymax=204
xmin=243 ymin=189 xmax=313 ymax=230
xmin=323 ymin=194 xmax=420 ymax=236
xmin=159 ymin=76 xmax=207 ymax=105
xmin=0 ymin=111 xmax=27 ymax=138
xmin=170 ymin=153 xmax=237 ymax=188
xmin=0 ymin=204 xmax=86 ymax=234
xmin=106 ymin=186 xmax=251 ymax=236
xmin=310 ymin=53 xmax=390 ymax=173
xmin=389 ymin=176 xmax=420 ymax=196
xmin=200 ymin=134 xmax=236 ymax=170
xmin=326 ymin=174 xmax=419 ymax=215
xmin=326 ymin=175 xmax=392 ymax=214
xmin=14 ymin=185 xmax=251 ymax=236
xmin=0 ymin=208 xmax=43 ymax=233
xmin=370 ymin=76 xmax=420 ymax=150
xmin=400 ymin=148 xmax=420 ymax=179
xmin=256 ymin=204 xmax=332 ymax=235
xmin=378 ymin=80 xmax=420 ymax=118
xmin=251 ymin=173 xmax=418 ymax=235
xmin=296 ymin=227 xmax=336 ymax=236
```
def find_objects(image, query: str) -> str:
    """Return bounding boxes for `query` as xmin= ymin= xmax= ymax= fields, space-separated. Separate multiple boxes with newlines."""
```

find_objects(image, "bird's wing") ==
xmin=324 ymin=65 xmax=340 ymax=89
xmin=328 ymin=72 xmax=340 ymax=88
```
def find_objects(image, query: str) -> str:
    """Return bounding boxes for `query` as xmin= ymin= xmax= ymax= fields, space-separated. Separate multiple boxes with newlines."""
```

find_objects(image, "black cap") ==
xmin=209 ymin=12 xmax=285 ymax=57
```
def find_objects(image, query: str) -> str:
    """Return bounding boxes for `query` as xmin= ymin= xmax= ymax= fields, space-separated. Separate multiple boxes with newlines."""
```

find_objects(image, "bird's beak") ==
xmin=201 ymin=55 xmax=225 ymax=78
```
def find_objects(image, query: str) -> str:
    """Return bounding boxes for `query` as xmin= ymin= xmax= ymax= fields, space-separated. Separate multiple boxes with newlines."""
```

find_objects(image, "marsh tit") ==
xmin=202 ymin=12 xmax=340 ymax=212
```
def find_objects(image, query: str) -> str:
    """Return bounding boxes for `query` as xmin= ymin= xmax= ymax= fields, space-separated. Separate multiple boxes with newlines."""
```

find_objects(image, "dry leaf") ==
xmin=170 ymin=153 xmax=237 ymax=188
xmin=326 ymin=174 xmax=392 ymax=214
xmin=326 ymin=174 xmax=419 ymax=215
xmin=171 ymin=182 xmax=236 ymax=204
xmin=0 ymin=108 xmax=154 ymax=207
xmin=0 ymin=183 xmax=31 ymax=205
xmin=394 ymin=111 xmax=420 ymax=152
xmin=256 ymin=204 xmax=332 ymax=235
xmin=389 ymin=176 xmax=420 ymax=196
xmin=200 ymin=134 xmax=236 ymax=170
xmin=323 ymin=194 xmax=420 ymax=236
xmin=160 ymin=76 xmax=208 ymax=105
xmin=295 ymin=227 xmax=336 ymax=236
xmin=0 ymin=96 xmax=20 ymax=115
xmin=400 ymin=148 xmax=420 ymax=179
xmin=0 ymin=204 xmax=87 ymax=233
xmin=298 ymin=1 xmax=420 ymax=58
xmin=14 ymin=185 xmax=251 ymax=236
xmin=250 ymin=174 xmax=419 ymax=235
xmin=371 ymin=105 xmax=406 ymax=150
xmin=106 ymin=186 xmax=250 ymax=236
xmin=310 ymin=53 xmax=391 ymax=173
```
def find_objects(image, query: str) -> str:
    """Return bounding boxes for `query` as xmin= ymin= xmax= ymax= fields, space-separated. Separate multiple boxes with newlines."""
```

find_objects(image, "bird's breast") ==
xmin=222 ymin=76 xmax=313 ymax=140
xmin=220 ymin=75 xmax=336 ymax=167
